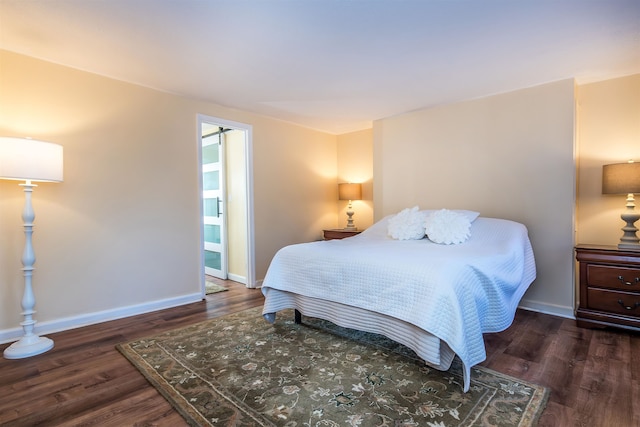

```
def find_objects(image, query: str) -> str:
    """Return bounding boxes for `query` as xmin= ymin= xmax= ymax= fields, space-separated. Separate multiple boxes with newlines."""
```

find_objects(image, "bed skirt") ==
xmin=262 ymin=288 xmax=456 ymax=372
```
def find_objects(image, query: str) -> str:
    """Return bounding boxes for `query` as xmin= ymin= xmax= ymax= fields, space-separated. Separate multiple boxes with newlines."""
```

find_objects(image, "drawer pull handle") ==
xmin=617 ymin=276 xmax=640 ymax=286
xmin=617 ymin=299 xmax=640 ymax=311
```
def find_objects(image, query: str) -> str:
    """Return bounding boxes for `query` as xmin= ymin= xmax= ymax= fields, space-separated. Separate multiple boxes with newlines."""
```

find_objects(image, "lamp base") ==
xmin=3 ymin=335 xmax=54 ymax=359
xmin=344 ymin=205 xmax=356 ymax=230
xmin=618 ymin=243 xmax=640 ymax=251
xmin=618 ymin=208 xmax=640 ymax=251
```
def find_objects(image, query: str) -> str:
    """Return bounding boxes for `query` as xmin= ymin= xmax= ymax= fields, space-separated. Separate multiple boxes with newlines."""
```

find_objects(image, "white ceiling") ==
xmin=1 ymin=0 xmax=639 ymax=134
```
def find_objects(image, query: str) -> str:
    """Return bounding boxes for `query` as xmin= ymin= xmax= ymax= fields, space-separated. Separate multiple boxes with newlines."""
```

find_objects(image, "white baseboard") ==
xmin=518 ymin=298 xmax=575 ymax=319
xmin=0 ymin=293 xmax=202 ymax=345
xmin=227 ymin=273 xmax=247 ymax=285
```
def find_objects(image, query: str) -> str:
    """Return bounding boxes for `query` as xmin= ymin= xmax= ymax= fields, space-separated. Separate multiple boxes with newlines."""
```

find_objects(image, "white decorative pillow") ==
xmin=424 ymin=209 xmax=472 ymax=244
xmin=387 ymin=206 xmax=426 ymax=240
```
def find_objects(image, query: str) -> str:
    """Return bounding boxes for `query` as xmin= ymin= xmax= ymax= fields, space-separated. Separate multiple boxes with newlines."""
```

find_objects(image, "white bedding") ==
xmin=261 ymin=216 xmax=536 ymax=391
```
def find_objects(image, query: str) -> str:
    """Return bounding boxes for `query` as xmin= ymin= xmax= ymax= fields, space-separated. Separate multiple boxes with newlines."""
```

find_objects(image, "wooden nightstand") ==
xmin=575 ymin=244 xmax=640 ymax=331
xmin=323 ymin=229 xmax=361 ymax=240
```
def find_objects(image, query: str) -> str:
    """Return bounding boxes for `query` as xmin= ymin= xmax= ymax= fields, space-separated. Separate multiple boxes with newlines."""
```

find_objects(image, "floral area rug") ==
xmin=205 ymin=281 xmax=228 ymax=295
xmin=117 ymin=307 xmax=548 ymax=426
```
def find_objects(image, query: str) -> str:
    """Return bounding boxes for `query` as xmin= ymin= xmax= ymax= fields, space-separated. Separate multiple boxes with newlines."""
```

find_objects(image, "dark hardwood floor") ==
xmin=1 ymin=278 xmax=638 ymax=426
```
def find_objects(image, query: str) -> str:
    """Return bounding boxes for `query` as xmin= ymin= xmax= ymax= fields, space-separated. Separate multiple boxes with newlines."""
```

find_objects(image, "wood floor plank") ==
xmin=54 ymin=388 xmax=186 ymax=427
xmin=535 ymin=400 xmax=577 ymax=427
xmin=1 ymin=279 xmax=639 ymax=426
xmin=571 ymin=331 xmax=634 ymax=427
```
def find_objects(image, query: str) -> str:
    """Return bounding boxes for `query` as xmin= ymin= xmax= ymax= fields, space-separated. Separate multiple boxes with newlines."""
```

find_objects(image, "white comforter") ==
xmin=261 ymin=216 xmax=536 ymax=391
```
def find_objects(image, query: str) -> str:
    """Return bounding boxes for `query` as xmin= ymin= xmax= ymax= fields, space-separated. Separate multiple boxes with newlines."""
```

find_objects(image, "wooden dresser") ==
xmin=575 ymin=244 xmax=640 ymax=331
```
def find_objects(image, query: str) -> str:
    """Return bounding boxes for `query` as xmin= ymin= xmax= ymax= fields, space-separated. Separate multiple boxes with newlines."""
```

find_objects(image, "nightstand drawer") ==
xmin=587 ymin=288 xmax=640 ymax=316
xmin=586 ymin=264 xmax=640 ymax=290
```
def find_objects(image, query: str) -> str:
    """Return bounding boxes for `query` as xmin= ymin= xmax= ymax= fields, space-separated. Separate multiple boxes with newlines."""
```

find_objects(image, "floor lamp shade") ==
xmin=602 ymin=161 xmax=640 ymax=250
xmin=0 ymin=137 xmax=63 ymax=359
xmin=0 ymin=137 xmax=64 ymax=182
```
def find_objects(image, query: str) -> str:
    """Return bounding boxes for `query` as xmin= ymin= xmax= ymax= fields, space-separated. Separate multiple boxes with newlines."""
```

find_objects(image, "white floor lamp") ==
xmin=0 ymin=137 xmax=63 ymax=359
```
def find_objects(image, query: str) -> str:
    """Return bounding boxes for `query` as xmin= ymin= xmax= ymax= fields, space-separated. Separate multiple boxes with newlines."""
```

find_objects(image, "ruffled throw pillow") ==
xmin=387 ymin=206 xmax=426 ymax=240
xmin=424 ymin=209 xmax=472 ymax=244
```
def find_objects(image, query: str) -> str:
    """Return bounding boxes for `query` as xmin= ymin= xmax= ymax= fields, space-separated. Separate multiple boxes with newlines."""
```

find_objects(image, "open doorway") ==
xmin=197 ymin=114 xmax=255 ymax=293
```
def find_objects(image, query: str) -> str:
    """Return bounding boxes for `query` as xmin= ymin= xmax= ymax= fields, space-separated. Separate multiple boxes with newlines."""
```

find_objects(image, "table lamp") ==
xmin=338 ymin=183 xmax=362 ymax=231
xmin=602 ymin=161 xmax=640 ymax=251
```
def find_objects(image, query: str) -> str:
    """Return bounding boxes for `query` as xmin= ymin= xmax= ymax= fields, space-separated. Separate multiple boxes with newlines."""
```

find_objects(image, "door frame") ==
xmin=197 ymin=114 xmax=256 ymax=293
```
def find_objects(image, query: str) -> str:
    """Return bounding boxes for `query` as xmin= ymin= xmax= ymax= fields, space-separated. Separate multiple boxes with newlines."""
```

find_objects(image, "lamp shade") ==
xmin=338 ymin=183 xmax=362 ymax=201
xmin=0 ymin=137 xmax=63 ymax=182
xmin=602 ymin=162 xmax=640 ymax=195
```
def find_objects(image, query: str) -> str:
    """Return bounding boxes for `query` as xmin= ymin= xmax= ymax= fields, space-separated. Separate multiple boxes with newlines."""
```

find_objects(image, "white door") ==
xmin=202 ymin=126 xmax=227 ymax=279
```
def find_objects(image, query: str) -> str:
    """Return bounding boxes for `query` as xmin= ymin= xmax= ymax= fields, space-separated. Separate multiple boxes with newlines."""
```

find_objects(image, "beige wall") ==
xmin=576 ymin=74 xmax=640 ymax=246
xmin=373 ymin=80 xmax=577 ymax=316
xmin=0 ymin=50 xmax=338 ymax=337
xmin=251 ymin=119 xmax=338 ymax=247
xmin=336 ymin=129 xmax=374 ymax=232
xmin=225 ymin=129 xmax=248 ymax=282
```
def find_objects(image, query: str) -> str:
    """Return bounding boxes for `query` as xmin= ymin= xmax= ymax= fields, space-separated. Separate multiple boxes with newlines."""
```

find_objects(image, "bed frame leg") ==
xmin=294 ymin=309 xmax=302 ymax=324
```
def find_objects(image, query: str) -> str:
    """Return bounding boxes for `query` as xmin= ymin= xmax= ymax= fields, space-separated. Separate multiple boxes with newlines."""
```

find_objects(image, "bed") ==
xmin=261 ymin=209 xmax=536 ymax=391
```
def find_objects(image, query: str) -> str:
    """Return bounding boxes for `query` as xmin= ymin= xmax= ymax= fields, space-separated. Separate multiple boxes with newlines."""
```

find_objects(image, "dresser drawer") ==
xmin=586 ymin=264 xmax=640 ymax=291
xmin=587 ymin=288 xmax=640 ymax=317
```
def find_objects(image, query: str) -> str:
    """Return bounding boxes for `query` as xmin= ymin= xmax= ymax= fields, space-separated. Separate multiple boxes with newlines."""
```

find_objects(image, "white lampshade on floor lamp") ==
xmin=603 ymin=161 xmax=640 ymax=251
xmin=0 ymin=137 xmax=63 ymax=359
